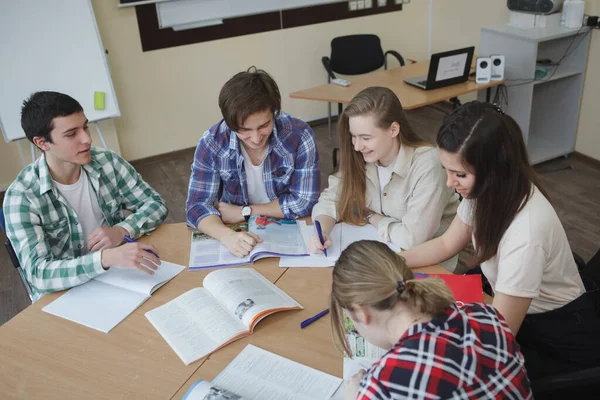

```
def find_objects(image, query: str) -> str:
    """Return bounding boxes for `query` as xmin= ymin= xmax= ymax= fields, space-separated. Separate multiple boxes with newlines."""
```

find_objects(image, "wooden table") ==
xmin=0 ymin=223 xmax=451 ymax=399
xmin=290 ymin=61 xmax=503 ymax=109
xmin=172 ymin=264 xmax=450 ymax=399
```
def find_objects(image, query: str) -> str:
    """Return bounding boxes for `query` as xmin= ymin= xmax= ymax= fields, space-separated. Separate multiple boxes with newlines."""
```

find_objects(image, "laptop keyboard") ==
xmin=417 ymin=80 xmax=428 ymax=87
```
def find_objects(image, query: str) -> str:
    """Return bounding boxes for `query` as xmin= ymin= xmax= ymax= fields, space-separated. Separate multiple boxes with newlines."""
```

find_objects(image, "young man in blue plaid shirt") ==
xmin=186 ymin=67 xmax=320 ymax=258
xmin=3 ymin=92 xmax=168 ymax=296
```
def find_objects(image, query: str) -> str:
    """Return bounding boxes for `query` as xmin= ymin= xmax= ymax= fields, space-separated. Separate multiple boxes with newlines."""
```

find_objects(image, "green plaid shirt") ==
xmin=3 ymin=147 xmax=168 ymax=296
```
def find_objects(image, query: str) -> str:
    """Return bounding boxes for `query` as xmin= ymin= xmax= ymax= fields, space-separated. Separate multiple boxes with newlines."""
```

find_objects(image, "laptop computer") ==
xmin=404 ymin=46 xmax=475 ymax=90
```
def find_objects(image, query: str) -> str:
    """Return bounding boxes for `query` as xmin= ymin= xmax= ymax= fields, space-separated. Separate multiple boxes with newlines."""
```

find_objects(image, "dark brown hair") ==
xmin=337 ymin=86 xmax=430 ymax=225
xmin=437 ymin=101 xmax=550 ymax=265
xmin=330 ymin=240 xmax=453 ymax=356
xmin=218 ymin=66 xmax=281 ymax=132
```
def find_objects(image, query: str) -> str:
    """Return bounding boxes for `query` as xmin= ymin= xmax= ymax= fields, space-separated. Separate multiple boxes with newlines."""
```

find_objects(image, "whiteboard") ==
xmin=0 ymin=0 xmax=120 ymax=142
xmin=157 ymin=0 xmax=344 ymax=28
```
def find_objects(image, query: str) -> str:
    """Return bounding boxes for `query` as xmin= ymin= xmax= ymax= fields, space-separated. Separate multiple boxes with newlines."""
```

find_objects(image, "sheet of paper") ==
xmin=203 ymin=268 xmax=302 ymax=328
xmin=94 ymin=260 xmax=185 ymax=295
xmin=279 ymin=221 xmax=342 ymax=267
xmin=279 ymin=222 xmax=400 ymax=267
xmin=145 ymin=287 xmax=247 ymax=365
xmin=211 ymin=344 xmax=343 ymax=400
xmin=42 ymin=280 xmax=149 ymax=333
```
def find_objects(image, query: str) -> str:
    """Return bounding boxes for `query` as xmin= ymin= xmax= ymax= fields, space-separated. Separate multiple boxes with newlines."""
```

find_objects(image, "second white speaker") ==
xmin=490 ymin=55 xmax=505 ymax=81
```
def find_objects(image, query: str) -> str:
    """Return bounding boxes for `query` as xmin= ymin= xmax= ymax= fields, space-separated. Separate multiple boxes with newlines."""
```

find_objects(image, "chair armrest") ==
xmin=384 ymin=50 xmax=405 ymax=68
xmin=321 ymin=56 xmax=336 ymax=81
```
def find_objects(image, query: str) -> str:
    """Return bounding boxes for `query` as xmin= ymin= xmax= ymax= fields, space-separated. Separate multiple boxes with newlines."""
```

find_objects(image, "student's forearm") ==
xmin=402 ymin=236 xmax=455 ymax=268
xmin=197 ymin=215 xmax=235 ymax=242
xmin=250 ymin=199 xmax=285 ymax=219
xmin=313 ymin=215 xmax=336 ymax=236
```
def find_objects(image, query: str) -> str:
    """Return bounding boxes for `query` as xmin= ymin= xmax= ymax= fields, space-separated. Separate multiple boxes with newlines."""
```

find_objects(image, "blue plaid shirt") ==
xmin=186 ymin=112 xmax=320 ymax=228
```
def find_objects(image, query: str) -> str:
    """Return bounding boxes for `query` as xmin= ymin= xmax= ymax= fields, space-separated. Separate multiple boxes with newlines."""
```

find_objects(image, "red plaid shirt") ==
xmin=357 ymin=303 xmax=532 ymax=399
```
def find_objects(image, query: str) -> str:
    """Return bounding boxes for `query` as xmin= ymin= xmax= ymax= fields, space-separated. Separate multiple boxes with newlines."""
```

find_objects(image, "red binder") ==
xmin=425 ymin=274 xmax=484 ymax=303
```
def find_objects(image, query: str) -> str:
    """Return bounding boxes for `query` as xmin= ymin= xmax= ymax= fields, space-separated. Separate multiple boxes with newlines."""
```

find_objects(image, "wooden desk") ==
xmin=290 ymin=62 xmax=503 ymax=109
xmin=0 ymin=223 xmax=287 ymax=400
xmin=172 ymin=264 xmax=450 ymax=399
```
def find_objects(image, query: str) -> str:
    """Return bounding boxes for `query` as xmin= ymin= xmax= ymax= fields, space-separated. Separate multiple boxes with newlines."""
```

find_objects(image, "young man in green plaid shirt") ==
xmin=3 ymin=91 xmax=168 ymax=297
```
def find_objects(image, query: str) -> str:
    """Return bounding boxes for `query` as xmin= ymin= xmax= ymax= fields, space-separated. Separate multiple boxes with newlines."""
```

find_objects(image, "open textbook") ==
xmin=145 ymin=268 xmax=303 ymax=365
xmin=279 ymin=221 xmax=401 ymax=267
xmin=42 ymin=261 xmax=185 ymax=333
xmin=190 ymin=216 xmax=308 ymax=270
xmin=183 ymin=344 xmax=342 ymax=400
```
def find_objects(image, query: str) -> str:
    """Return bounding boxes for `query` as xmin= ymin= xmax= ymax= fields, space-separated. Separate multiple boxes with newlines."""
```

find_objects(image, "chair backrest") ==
xmin=329 ymin=34 xmax=385 ymax=75
xmin=0 ymin=208 xmax=6 ymax=232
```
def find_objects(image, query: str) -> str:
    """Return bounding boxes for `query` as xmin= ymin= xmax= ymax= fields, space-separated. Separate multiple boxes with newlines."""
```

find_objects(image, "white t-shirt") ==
xmin=457 ymin=186 xmax=584 ymax=314
xmin=54 ymin=168 xmax=105 ymax=253
xmin=376 ymin=161 xmax=395 ymax=196
xmin=240 ymin=145 xmax=271 ymax=205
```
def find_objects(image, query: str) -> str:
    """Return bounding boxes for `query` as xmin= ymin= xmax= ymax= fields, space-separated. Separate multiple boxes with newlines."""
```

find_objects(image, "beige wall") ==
xmin=576 ymin=1 xmax=600 ymax=160
xmin=0 ymin=1 xmax=596 ymax=189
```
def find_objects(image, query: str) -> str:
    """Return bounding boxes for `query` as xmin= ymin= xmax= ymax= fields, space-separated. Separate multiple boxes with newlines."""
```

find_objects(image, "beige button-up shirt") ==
xmin=312 ymin=145 xmax=459 ymax=268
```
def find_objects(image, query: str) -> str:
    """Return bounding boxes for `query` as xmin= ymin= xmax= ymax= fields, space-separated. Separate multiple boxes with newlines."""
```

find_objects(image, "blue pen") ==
xmin=300 ymin=308 xmax=330 ymax=329
xmin=123 ymin=235 xmax=160 ymax=259
xmin=314 ymin=220 xmax=327 ymax=257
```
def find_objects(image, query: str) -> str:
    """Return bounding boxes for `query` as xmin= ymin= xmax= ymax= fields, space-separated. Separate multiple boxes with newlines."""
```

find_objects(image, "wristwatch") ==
xmin=241 ymin=205 xmax=252 ymax=222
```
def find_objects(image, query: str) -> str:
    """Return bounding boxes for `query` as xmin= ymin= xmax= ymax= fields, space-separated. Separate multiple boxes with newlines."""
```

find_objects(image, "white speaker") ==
xmin=476 ymin=57 xmax=491 ymax=84
xmin=490 ymin=55 xmax=505 ymax=81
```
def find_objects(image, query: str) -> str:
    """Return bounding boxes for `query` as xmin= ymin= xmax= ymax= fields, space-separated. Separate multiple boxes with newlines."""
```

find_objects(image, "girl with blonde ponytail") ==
xmin=330 ymin=240 xmax=531 ymax=400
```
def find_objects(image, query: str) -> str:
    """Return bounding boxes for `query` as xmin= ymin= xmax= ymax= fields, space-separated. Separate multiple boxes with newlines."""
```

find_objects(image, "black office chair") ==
xmin=321 ymin=34 xmax=405 ymax=169
xmin=529 ymin=248 xmax=600 ymax=399
xmin=0 ymin=209 xmax=35 ymax=302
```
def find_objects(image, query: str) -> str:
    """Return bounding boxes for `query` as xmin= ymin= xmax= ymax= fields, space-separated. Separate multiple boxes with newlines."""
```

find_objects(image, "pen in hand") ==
xmin=300 ymin=308 xmax=330 ymax=329
xmin=314 ymin=220 xmax=327 ymax=257
xmin=123 ymin=235 xmax=160 ymax=259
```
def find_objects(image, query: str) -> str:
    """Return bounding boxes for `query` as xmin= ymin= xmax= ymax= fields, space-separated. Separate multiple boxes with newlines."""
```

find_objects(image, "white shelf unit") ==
xmin=478 ymin=24 xmax=591 ymax=164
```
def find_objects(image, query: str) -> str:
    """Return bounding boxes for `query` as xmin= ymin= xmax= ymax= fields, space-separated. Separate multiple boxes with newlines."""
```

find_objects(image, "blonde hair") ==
xmin=330 ymin=240 xmax=453 ymax=356
xmin=337 ymin=86 xmax=431 ymax=225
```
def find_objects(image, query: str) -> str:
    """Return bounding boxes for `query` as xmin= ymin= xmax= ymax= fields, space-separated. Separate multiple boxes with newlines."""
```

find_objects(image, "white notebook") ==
xmin=279 ymin=221 xmax=401 ymax=267
xmin=42 ymin=260 xmax=185 ymax=333
xmin=182 ymin=344 xmax=343 ymax=400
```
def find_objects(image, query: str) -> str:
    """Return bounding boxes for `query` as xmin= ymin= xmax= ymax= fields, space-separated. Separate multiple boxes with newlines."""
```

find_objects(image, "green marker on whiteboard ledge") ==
xmin=94 ymin=91 xmax=105 ymax=110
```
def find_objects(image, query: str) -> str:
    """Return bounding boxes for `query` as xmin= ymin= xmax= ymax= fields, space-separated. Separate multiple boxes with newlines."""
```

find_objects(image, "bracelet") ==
xmin=364 ymin=211 xmax=376 ymax=223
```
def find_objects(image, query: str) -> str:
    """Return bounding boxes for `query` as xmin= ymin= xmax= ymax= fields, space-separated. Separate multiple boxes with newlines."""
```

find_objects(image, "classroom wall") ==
xmin=575 ymin=1 xmax=600 ymax=160
xmin=0 ymin=1 xmax=595 ymax=190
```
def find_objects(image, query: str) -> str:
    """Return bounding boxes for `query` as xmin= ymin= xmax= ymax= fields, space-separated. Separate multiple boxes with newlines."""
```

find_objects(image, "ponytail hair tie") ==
xmin=492 ymin=103 xmax=505 ymax=114
xmin=396 ymin=280 xmax=406 ymax=294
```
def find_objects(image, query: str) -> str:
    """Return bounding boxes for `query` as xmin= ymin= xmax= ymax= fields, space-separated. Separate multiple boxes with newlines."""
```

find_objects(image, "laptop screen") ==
xmin=436 ymin=53 xmax=469 ymax=82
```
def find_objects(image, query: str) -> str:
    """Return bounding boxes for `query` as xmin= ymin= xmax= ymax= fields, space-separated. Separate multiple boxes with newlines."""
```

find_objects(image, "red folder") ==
xmin=426 ymin=274 xmax=484 ymax=303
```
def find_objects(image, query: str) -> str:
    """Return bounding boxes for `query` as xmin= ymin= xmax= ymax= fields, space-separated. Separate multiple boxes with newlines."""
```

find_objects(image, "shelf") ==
xmin=533 ymin=68 xmax=584 ymax=85
xmin=527 ymin=136 xmax=572 ymax=164
xmin=481 ymin=24 xmax=590 ymax=42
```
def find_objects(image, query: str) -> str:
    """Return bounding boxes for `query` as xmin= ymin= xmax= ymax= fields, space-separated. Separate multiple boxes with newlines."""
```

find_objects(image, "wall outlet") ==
xmin=364 ymin=0 xmax=373 ymax=8
xmin=348 ymin=1 xmax=358 ymax=11
xmin=377 ymin=0 xmax=387 ymax=6
xmin=357 ymin=0 xmax=365 ymax=9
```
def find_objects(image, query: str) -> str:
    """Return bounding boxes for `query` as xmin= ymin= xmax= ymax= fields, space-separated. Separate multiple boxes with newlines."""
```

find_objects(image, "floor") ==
xmin=1 ymin=102 xmax=599 ymax=325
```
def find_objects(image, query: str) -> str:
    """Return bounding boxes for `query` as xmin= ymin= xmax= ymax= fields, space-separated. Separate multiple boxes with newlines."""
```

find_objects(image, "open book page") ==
xmin=42 ymin=280 xmax=149 ymax=333
xmin=279 ymin=222 xmax=400 ymax=267
xmin=189 ymin=223 xmax=253 ymax=270
xmin=247 ymin=216 xmax=308 ymax=258
xmin=210 ymin=344 xmax=342 ymax=400
xmin=203 ymin=268 xmax=303 ymax=329
xmin=183 ymin=379 xmax=246 ymax=400
xmin=93 ymin=261 xmax=185 ymax=295
xmin=344 ymin=315 xmax=386 ymax=377
xmin=145 ymin=287 xmax=248 ymax=366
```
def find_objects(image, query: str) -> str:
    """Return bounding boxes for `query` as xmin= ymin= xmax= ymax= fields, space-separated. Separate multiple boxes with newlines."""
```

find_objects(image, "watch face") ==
xmin=242 ymin=206 xmax=251 ymax=217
